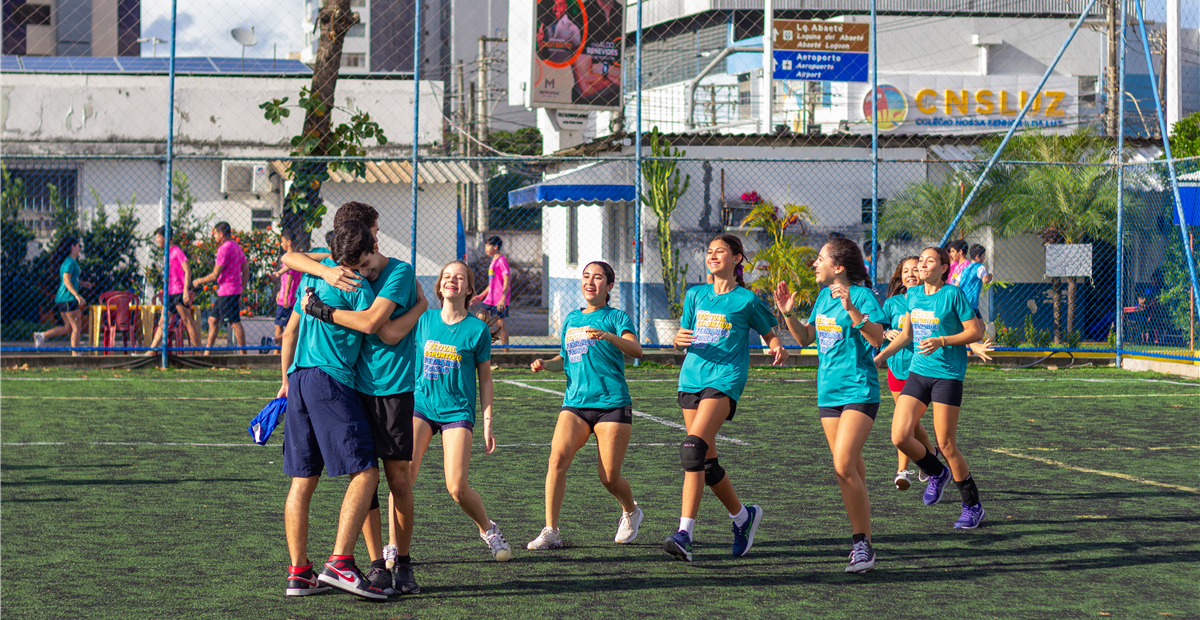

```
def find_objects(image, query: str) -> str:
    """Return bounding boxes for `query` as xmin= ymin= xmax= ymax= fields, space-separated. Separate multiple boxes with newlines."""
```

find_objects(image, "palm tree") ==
xmin=985 ymin=129 xmax=1118 ymax=342
xmin=880 ymin=172 xmax=994 ymax=243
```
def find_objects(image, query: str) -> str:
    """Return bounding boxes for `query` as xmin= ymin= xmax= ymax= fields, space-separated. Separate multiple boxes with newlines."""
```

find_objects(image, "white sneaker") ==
xmin=480 ymin=520 xmax=512 ymax=561
xmin=527 ymin=526 xmax=564 ymax=550
xmin=894 ymin=470 xmax=913 ymax=490
xmin=614 ymin=503 xmax=643 ymax=544
xmin=33 ymin=332 xmax=45 ymax=348
xmin=383 ymin=543 xmax=398 ymax=569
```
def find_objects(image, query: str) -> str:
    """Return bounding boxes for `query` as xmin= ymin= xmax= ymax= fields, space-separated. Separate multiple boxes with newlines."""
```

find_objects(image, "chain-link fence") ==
xmin=2 ymin=0 xmax=1197 ymax=364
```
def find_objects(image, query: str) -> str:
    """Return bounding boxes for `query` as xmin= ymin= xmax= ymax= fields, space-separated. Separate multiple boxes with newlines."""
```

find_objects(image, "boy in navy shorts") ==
xmin=277 ymin=220 xmax=388 ymax=601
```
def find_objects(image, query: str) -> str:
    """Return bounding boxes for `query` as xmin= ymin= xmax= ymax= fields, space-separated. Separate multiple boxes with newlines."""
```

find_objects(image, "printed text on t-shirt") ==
xmin=564 ymin=326 xmax=594 ymax=363
xmin=910 ymin=309 xmax=940 ymax=343
xmin=693 ymin=311 xmax=731 ymax=348
xmin=814 ymin=315 xmax=844 ymax=352
xmin=423 ymin=341 xmax=462 ymax=379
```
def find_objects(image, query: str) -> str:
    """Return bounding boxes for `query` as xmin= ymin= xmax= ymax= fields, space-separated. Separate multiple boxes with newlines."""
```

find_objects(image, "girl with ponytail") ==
xmin=663 ymin=234 xmax=788 ymax=562
xmin=527 ymin=261 xmax=645 ymax=550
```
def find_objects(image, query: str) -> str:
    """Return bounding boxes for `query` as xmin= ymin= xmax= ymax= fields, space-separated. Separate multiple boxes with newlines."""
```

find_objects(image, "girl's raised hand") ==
xmin=969 ymin=338 xmax=995 ymax=362
xmin=773 ymin=281 xmax=795 ymax=315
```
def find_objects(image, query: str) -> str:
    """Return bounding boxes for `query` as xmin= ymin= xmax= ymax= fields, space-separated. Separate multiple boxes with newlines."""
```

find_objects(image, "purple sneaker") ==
xmin=954 ymin=503 xmax=986 ymax=529
xmin=922 ymin=466 xmax=952 ymax=506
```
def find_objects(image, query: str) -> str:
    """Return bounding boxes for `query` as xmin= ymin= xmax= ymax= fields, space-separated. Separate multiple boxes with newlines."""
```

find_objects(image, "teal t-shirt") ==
xmin=309 ymin=246 xmax=330 ymax=254
xmin=907 ymin=284 xmax=976 ymax=381
xmin=881 ymin=294 xmax=915 ymax=382
xmin=807 ymin=285 xmax=885 ymax=407
xmin=559 ymin=306 xmax=638 ymax=409
xmin=414 ymin=309 xmax=492 ymax=423
xmin=959 ymin=262 xmax=985 ymax=310
xmin=289 ymin=259 xmax=376 ymax=388
xmin=56 ymin=257 xmax=80 ymax=303
xmin=356 ymin=258 xmax=420 ymax=396
xmin=677 ymin=285 xmax=778 ymax=402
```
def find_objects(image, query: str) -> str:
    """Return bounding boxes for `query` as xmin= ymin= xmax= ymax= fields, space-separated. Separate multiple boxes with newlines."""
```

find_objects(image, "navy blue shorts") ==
xmin=166 ymin=293 xmax=191 ymax=317
xmin=208 ymin=294 xmax=242 ymax=324
xmin=901 ymin=372 xmax=964 ymax=408
xmin=274 ymin=304 xmax=293 ymax=327
xmin=818 ymin=403 xmax=880 ymax=421
xmin=55 ymin=300 xmax=80 ymax=313
xmin=480 ymin=303 xmax=509 ymax=319
xmin=283 ymin=367 xmax=378 ymax=478
xmin=414 ymin=410 xmax=474 ymax=434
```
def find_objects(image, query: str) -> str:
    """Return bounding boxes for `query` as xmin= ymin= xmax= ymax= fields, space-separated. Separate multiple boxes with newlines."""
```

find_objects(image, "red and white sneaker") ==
xmin=285 ymin=563 xmax=331 ymax=596
xmin=317 ymin=557 xmax=388 ymax=600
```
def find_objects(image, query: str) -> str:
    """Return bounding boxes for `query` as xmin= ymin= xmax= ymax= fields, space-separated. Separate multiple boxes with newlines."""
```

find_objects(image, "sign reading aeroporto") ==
xmin=772 ymin=20 xmax=869 ymax=83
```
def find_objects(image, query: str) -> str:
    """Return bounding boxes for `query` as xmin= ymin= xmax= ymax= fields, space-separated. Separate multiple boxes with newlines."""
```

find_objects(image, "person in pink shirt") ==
xmin=946 ymin=239 xmax=969 ymax=286
xmin=273 ymin=228 xmax=308 ymax=344
xmin=471 ymin=236 xmax=511 ymax=350
xmin=144 ymin=227 xmax=202 ymax=352
xmin=192 ymin=222 xmax=248 ymax=355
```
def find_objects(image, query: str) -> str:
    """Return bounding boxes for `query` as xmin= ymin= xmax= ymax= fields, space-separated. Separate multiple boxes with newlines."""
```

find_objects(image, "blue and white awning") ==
xmin=508 ymin=184 xmax=636 ymax=209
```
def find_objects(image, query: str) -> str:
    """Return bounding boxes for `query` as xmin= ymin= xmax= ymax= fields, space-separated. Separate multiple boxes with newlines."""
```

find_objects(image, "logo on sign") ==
xmin=862 ymin=85 xmax=907 ymax=131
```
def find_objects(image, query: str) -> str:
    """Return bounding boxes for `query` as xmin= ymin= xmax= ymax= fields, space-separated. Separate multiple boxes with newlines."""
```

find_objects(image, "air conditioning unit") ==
xmin=221 ymin=161 xmax=271 ymax=198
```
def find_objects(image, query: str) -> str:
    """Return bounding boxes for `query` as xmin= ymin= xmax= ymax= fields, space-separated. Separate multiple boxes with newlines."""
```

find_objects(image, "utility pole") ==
xmin=478 ymin=36 xmax=490 ymax=151
xmin=1104 ymin=0 xmax=1119 ymax=136
xmin=456 ymin=60 xmax=467 ymax=156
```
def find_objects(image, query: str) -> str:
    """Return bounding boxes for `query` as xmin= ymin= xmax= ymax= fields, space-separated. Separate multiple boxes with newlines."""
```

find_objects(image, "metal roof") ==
xmin=271 ymin=160 xmax=484 ymax=185
xmin=1 ymin=56 xmax=313 ymax=76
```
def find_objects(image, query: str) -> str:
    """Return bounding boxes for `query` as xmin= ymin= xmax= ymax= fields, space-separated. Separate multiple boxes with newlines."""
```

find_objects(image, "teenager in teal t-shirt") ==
xmin=873 ymin=256 xmax=939 ymax=494
xmin=876 ymin=246 xmax=989 ymax=532
xmin=409 ymin=260 xmax=511 ymax=562
xmin=663 ymin=235 xmax=787 ymax=564
xmin=527 ymin=261 xmax=645 ymax=550
xmin=775 ymin=237 xmax=885 ymax=574
xmin=35 ymin=237 xmax=91 ymax=354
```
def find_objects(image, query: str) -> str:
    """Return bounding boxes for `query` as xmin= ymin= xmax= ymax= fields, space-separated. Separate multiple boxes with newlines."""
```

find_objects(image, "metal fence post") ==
xmin=869 ymin=0 xmax=878 ymax=284
xmin=633 ymin=0 xmax=644 ymax=363
xmin=160 ymin=0 xmax=180 ymax=368
xmin=409 ymin=0 xmax=422 ymax=269
xmin=1115 ymin=0 xmax=1126 ymax=367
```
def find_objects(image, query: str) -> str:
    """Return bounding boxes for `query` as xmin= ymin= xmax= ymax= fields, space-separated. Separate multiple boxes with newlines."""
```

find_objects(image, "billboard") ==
xmin=531 ymin=0 xmax=624 ymax=111
xmin=772 ymin=20 xmax=869 ymax=83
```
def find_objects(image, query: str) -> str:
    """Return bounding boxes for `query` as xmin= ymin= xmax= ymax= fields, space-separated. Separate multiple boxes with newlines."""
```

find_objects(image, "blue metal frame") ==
xmin=869 ymin=0 xmax=879 ymax=284
xmin=160 ymin=0 xmax=180 ymax=368
xmin=1115 ymin=0 xmax=1127 ymax=367
xmin=633 ymin=0 xmax=644 ymax=365
xmin=938 ymin=0 xmax=1101 ymax=246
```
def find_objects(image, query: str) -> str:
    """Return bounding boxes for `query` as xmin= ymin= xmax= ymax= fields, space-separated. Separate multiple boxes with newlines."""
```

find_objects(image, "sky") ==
xmin=138 ymin=0 xmax=305 ymax=58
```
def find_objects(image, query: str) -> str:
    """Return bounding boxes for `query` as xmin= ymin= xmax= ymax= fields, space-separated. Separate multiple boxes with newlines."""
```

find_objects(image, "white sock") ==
xmin=678 ymin=517 xmax=695 ymax=536
xmin=730 ymin=505 xmax=749 ymax=527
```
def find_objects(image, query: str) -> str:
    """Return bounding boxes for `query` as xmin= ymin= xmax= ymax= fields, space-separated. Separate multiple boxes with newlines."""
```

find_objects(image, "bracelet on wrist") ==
xmin=851 ymin=315 xmax=869 ymax=330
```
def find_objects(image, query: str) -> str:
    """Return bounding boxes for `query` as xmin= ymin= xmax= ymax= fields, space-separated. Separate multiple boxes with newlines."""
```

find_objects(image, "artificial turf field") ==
xmin=2 ymin=364 xmax=1198 ymax=619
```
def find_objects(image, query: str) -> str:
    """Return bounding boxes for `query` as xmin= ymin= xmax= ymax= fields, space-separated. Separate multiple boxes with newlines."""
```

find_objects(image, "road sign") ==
xmin=772 ymin=20 xmax=869 ymax=83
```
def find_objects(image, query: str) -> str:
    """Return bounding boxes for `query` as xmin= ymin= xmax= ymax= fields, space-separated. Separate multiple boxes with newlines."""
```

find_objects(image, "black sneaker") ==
xmin=285 ymin=564 xmax=331 ymax=596
xmin=317 ymin=558 xmax=388 ymax=601
xmin=364 ymin=566 xmax=396 ymax=595
xmin=392 ymin=562 xmax=421 ymax=595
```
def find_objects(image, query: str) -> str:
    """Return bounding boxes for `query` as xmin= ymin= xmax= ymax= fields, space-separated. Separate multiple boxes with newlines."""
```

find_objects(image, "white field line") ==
xmin=499 ymin=379 xmax=748 ymax=445
xmin=1 ymin=441 xmax=673 ymax=449
xmin=989 ymin=448 xmax=1199 ymax=493
xmin=997 ymin=446 xmax=1200 ymax=452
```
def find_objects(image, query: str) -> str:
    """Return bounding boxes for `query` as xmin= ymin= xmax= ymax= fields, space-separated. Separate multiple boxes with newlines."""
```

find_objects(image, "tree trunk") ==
xmin=1066 ymin=277 xmax=1077 ymax=336
xmin=1050 ymin=278 xmax=1062 ymax=345
xmin=283 ymin=0 xmax=359 ymax=234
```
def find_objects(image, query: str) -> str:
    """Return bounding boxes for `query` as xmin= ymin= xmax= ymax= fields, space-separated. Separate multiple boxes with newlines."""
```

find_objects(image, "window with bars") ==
xmin=6 ymin=168 xmax=78 ymax=233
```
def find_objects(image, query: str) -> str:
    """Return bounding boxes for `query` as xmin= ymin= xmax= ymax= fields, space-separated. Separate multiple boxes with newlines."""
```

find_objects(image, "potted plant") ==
xmin=738 ymin=198 xmax=818 ymax=350
xmin=640 ymin=126 xmax=691 ymax=344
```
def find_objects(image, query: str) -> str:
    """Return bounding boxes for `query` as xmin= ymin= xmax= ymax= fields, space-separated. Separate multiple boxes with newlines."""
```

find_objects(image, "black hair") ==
xmin=864 ymin=241 xmax=881 ymax=256
xmin=154 ymin=226 xmax=166 ymax=238
xmin=334 ymin=201 xmax=380 ymax=231
xmin=584 ymin=261 xmax=616 ymax=304
xmin=887 ymin=255 xmax=921 ymax=298
xmin=325 ymin=230 xmax=336 ymax=248
xmin=824 ymin=237 xmax=871 ymax=287
xmin=947 ymin=239 xmax=969 ymax=254
xmin=53 ymin=236 xmax=79 ymax=268
xmin=710 ymin=234 xmax=746 ymax=287
xmin=282 ymin=227 xmax=311 ymax=253
xmin=968 ymin=244 xmax=986 ymax=260
xmin=827 ymin=231 xmax=846 ymax=240
xmin=486 ymin=235 xmax=503 ymax=250
xmin=924 ymin=246 xmax=953 ymax=283
xmin=331 ymin=220 xmax=375 ymax=267
xmin=213 ymin=221 xmax=232 ymax=237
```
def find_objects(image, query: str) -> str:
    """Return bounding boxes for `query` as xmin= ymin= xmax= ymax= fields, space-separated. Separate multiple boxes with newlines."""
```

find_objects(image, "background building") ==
xmin=2 ymin=0 xmax=139 ymax=56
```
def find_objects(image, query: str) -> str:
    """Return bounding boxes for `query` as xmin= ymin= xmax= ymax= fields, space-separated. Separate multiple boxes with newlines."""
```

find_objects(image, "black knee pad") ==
xmin=680 ymin=435 xmax=709 ymax=472
xmin=369 ymin=492 xmax=380 ymax=511
xmin=703 ymin=457 xmax=726 ymax=486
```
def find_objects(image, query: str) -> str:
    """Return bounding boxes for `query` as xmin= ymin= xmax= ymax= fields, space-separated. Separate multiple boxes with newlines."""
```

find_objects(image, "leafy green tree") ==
xmin=145 ymin=172 xmax=213 ymax=292
xmin=1159 ymin=111 xmax=1200 ymax=342
xmin=880 ymin=175 xmax=992 ymax=242
xmin=1 ymin=166 xmax=37 ymax=324
xmin=740 ymin=201 xmax=819 ymax=321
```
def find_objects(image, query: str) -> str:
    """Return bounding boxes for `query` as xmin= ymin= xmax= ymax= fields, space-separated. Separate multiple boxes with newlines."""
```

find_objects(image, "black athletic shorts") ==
xmin=900 ymin=372 xmax=964 ymax=407
xmin=208 ymin=294 xmax=242 ymax=324
xmin=564 ymin=405 xmax=633 ymax=429
xmin=358 ymin=391 xmax=416 ymax=461
xmin=678 ymin=388 xmax=737 ymax=420
xmin=166 ymin=293 xmax=191 ymax=316
xmin=818 ymin=403 xmax=880 ymax=421
xmin=54 ymin=300 xmax=80 ymax=313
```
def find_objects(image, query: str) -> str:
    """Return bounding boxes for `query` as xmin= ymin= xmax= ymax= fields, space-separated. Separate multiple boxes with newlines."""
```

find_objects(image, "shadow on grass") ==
xmin=0 ymin=463 xmax=133 ymax=471
xmin=990 ymin=490 xmax=1200 ymax=500
xmin=3 ymin=476 xmax=258 ymax=487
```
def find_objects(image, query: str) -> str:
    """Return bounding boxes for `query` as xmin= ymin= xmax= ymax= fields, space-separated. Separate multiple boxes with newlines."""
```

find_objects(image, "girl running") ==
xmin=663 ymin=234 xmax=788 ymax=562
xmin=411 ymin=260 xmax=512 ymax=561
xmin=773 ymin=237 xmax=885 ymax=573
xmin=34 ymin=237 xmax=91 ymax=355
xmin=877 ymin=247 xmax=988 ymax=529
xmin=876 ymin=256 xmax=938 ymax=491
xmin=527 ymin=261 xmax=645 ymax=550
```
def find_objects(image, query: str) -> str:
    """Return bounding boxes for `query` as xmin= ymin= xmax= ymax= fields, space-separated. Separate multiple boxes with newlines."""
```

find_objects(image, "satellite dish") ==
xmin=231 ymin=28 xmax=257 ymax=47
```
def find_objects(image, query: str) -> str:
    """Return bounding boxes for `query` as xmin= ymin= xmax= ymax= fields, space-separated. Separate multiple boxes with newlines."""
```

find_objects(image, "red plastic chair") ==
xmin=101 ymin=292 xmax=140 ymax=354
